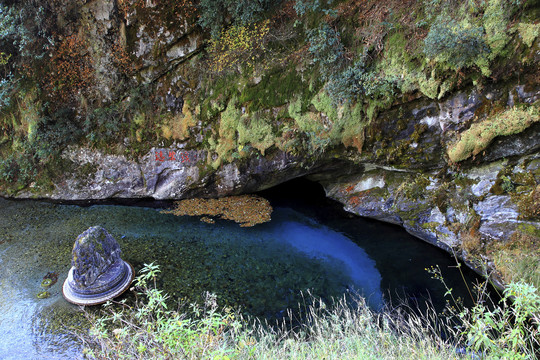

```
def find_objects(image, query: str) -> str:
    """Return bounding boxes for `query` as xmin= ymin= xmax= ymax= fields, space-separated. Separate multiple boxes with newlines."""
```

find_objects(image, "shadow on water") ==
xmin=0 ymin=177 xmax=498 ymax=359
xmin=257 ymin=177 xmax=499 ymax=312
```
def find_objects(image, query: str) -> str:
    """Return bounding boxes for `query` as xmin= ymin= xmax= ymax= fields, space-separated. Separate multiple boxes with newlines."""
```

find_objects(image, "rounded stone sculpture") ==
xmin=63 ymin=226 xmax=134 ymax=305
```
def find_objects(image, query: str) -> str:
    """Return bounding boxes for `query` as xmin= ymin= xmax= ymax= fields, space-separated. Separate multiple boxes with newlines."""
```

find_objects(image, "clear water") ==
xmin=0 ymin=179 xmax=487 ymax=359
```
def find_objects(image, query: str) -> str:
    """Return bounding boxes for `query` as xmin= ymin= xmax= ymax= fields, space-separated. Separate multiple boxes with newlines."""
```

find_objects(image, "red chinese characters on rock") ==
xmin=155 ymin=150 xmax=192 ymax=164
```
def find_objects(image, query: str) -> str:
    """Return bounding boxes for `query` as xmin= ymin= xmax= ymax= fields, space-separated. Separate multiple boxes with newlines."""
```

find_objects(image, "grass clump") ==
xmin=447 ymin=105 xmax=540 ymax=163
xmin=489 ymin=227 xmax=540 ymax=290
xmin=80 ymin=264 xmax=461 ymax=360
xmin=80 ymin=263 xmax=540 ymax=360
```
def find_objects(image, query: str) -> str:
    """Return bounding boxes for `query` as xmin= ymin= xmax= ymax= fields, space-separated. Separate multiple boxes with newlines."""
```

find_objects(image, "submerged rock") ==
xmin=62 ymin=226 xmax=134 ymax=306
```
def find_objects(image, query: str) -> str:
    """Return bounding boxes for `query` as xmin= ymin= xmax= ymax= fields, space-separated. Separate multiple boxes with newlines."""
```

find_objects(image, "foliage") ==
xmin=81 ymin=263 xmax=469 ymax=360
xmin=490 ymin=226 xmax=540 ymax=290
xmin=294 ymin=0 xmax=337 ymax=17
xmin=307 ymin=23 xmax=347 ymax=80
xmin=83 ymin=104 xmax=126 ymax=145
xmin=325 ymin=55 xmax=399 ymax=104
xmin=207 ymin=20 xmax=271 ymax=73
xmin=423 ymin=14 xmax=489 ymax=70
xmin=460 ymin=282 xmax=540 ymax=358
xmin=199 ymin=0 xmax=278 ymax=39
xmin=81 ymin=263 xmax=244 ymax=359
xmin=46 ymin=33 xmax=94 ymax=106
xmin=0 ymin=73 xmax=13 ymax=109
xmin=517 ymin=22 xmax=540 ymax=47
xmin=0 ymin=4 xmax=18 ymax=110
xmin=447 ymin=105 xmax=540 ymax=163
xmin=482 ymin=0 xmax=513 ymax=59
xmin=324 ymin=58 xmax=366 ymax=103
xmin=81 ymin=263 xmax=540 ymax=360
xmin=40 ymin=107 xmax=84 ymax=149
xmin=429 ymin=265 xmax=540 ymax=360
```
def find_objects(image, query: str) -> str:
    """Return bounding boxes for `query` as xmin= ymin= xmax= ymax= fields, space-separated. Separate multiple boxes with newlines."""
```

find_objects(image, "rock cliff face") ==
xmin=321 ymin=83 xmax=540 ymax=288
xmin=1 ymin=0 xmax=539 ymax=287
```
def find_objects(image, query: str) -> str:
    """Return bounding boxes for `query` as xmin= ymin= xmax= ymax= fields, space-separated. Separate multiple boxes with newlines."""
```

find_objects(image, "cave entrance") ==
xmin=256 ymin=176 xmax=492 ymax=312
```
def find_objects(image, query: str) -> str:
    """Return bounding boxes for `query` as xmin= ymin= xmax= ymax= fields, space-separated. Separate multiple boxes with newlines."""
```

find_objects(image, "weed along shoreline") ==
xmin=1 ymin=0 xmax=539 ymax=358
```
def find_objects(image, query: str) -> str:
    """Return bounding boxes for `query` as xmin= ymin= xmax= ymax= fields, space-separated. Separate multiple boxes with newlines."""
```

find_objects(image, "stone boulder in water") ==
xmin=62 ymin=226 xmax=134 ymax=305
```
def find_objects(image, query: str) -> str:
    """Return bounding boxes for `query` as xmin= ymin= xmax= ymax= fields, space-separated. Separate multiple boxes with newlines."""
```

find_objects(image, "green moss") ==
xmin=199 ymin=74 xmax=241 ymax=122
xmin=417 ymin=74 xmax=440 ymax=100
xmin=237 ymin=113 xmax=276 ymax=155
xmin=239 ymin=67 xmax=304 ymax=112
xmin=483 ymin=0 xmax=512 ymax=60
xmin=289 ymin=98 xmax=324 ymax=134
xmin=311 ymin=91 xmax=339 ymax=123
xmin=447 ymin=105 xmax=540 ymax=163
xmin=517 ymin=223 xmax=540 ymax=238
xmin=376 ymin=32 xmax=425 ymax=96
xmin=517 ymin=22 xmax=540 ymax=47
xmin=421 ymin=221 xmax=440 ymax=230
xmin=516 ymin=184 xmax=540 ymax=220
xmin=212 ymin=98 xmax=241 ymax=167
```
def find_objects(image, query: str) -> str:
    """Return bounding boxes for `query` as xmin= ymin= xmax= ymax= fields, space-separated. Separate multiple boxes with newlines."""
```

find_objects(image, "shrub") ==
xmin=199 ymin=0 xmax=278 ymax=39
xmin=459 ymin=281 xmax=540 ymax=358
xmin=324 ymin=58 xmax=366 ymax=103
xmin=325 ymin=56 xmax=399 ymax=104
xmin=46 ymin=33 xmax=94 ymax=106
xmin=307 ymin=23 xmax=346 ymax=80
xmin=0 ymin=73 xmax=13 ymax=109
xmin=81 ymin=263 xmax=245 ymax=359
xmin=207 ymin=20 xmax=271 ymax=73
xmin=294 ymin=0 xmax=337 ymax=17
xmin=430 ymin=265 xmax=540 ymax=359
xmin=424 ymin=15 xmax=488 ymax=70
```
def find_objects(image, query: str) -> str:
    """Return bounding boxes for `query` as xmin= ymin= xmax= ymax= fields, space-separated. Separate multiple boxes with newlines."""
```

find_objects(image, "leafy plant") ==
xmin=460 ymin=281 xmax=540 ymax=358
xmin=424 ymin=14 xmax=488 ymax=70
xmin=199 ymin=0 xmax=278 ymax=39
xmin=429 ymin=264 xmax=540 ymax=359
xmin=207 ymin=20 xmax=271 ymax=73
xmin=293 ymin=0 xmax=336 ymax=17
xmin=81 ymin=263 xmax=243 ymax=360
xmin=325 ymin=55 xmax=399 ymax=104
xmin=307 ymin=23 xmax=346 ymax=80
xmin=81 ymin=263 xmax=472 ymax=360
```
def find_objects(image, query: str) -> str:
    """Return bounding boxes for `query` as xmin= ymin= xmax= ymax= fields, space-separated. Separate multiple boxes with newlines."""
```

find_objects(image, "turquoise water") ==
xmin=0 ymin=180 xmax=486 ymax=359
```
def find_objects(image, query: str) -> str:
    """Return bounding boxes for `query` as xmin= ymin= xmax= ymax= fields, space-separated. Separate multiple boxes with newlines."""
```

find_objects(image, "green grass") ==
xmin=79 ymin=264 xmax=540 ymax=360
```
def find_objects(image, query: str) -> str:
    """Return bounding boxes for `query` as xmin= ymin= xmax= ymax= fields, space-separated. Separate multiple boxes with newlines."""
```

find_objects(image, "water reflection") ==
xmin=268 ymin=209 xmax=383 ymax=309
